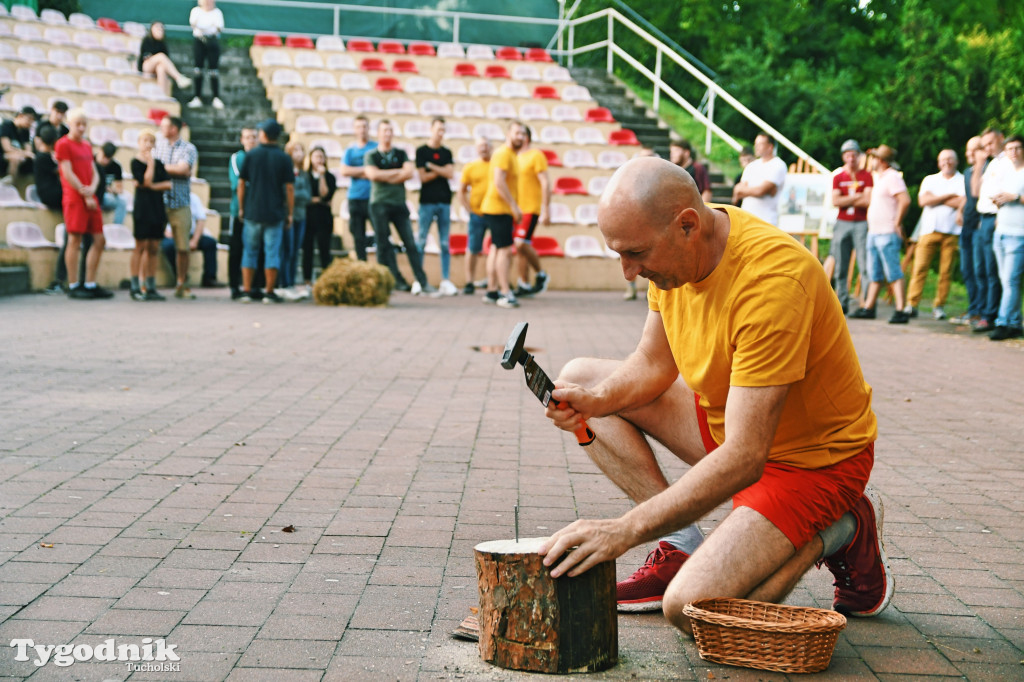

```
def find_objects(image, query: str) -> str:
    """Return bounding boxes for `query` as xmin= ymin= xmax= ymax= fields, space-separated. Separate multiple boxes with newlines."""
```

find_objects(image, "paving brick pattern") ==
xmin=1 ymin=291 xmax=1022 ymax=680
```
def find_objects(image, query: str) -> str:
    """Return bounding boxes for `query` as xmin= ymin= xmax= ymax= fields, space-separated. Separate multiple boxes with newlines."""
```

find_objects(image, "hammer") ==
xmin=501 ymin=322 xmax=596 ymax=446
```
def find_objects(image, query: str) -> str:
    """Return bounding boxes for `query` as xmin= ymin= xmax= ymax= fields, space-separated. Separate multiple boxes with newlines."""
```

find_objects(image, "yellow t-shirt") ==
xmin=460 ymin=159 xmax=490 ymax=214
xmin=517 ymin=147 xmax=548 ymax=215
xmin=480 ymin=144 xmax=518 ymax=216
xmin=648 ymin=205 xmax=877 ymax=469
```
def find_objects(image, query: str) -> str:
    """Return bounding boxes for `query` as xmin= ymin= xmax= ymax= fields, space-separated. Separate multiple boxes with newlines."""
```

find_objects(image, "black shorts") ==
xmin=514 ymin=213 xmax=540 ymax=242
xmin=485 ymin=213 xmax=514 ymax=249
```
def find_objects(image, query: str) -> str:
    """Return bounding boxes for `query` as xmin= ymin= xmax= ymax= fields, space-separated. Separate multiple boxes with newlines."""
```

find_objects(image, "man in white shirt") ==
xmin=974 ymin=127 xmax=1010 ymax=331
xmin=905 ymin=150 xmax=965 ymax=320
xmin=732 ymin=132 xmax=788 ymax=226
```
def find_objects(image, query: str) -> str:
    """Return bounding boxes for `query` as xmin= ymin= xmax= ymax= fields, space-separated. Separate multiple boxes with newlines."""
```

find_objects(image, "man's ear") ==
xmin=678 ymin=207 xmax=701 ymax=235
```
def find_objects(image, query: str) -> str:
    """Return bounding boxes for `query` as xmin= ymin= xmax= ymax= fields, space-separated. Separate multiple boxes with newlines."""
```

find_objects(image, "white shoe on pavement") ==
xmin=438 ymin=279 xmax=458 ymax=296
xmin=933 ymin=306 xmax=946 ymax=320
xmin=212 ymin=97 xmax=225 ymax=109
xmin=187 ymin=96 xmax=202 ymax=108
xmin=411 ymin=281 xmax=423 ymax=296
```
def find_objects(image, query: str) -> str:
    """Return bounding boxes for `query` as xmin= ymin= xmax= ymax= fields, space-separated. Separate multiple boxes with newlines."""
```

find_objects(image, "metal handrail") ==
xmin=559 ymin=7 xmax=828 ymax=174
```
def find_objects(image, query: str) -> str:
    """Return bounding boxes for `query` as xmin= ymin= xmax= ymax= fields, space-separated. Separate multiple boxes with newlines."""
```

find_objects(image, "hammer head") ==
xmin=500 ymin=322 xmax=529 ymax=370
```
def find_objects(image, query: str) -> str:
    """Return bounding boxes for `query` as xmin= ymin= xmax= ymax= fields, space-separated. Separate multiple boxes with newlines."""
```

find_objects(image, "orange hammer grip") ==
xmin=554 ymin=400 xmax=596 ymax=446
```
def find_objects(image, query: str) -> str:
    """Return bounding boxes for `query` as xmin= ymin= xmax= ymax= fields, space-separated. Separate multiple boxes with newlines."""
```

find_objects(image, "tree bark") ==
xmin=474 ymin=537 xmax=618 ymax=674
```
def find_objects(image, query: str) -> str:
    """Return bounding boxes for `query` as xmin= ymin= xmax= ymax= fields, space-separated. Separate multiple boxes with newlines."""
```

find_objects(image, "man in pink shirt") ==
xmin=850 ymin=145 xmax=911 ymax=323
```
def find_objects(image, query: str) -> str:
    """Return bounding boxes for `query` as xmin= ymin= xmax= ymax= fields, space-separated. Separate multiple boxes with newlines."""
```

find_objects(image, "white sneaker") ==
xmin=933 ymin=306 xmax=946 ymax=320
xmin=410 ymin=281 xmax=423 ymax=296
xmin=297 ymin=285 xmax=312 ymax=300
xmin=176 ymin=75 xmax=192 ymax=89
xmin=187 ymin=96 xmax=202 ymax=108
xmin=212 ymin=97 xmax=225 ymax=110
xmin=275 ymin=288 xmax=299 ymax=302
xmin=473 ymin=278 xmax=488 ymax=289
xmin=497 ymin=293 xmax=520 ymax=308
xmin=438 ymin=279 xmax=458 ymax=296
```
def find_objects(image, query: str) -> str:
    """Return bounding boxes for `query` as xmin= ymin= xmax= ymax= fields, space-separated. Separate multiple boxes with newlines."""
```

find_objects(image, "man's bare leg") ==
xmin=65 ymin=233 xmax=82 ymax=286
xmin=83 ymin=233 xmax=105 ymax=283
xmin=557 ymin=358 xmax=709 ymax=503
xmin=662 ymin=507 xmax=805 ymax=634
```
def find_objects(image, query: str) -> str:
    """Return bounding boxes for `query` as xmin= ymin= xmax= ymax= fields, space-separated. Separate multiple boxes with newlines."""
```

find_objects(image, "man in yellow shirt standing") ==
xmin=537 ymin=157 xmax=893 ymax=633
xmin=513 ymin=126 xmax=551 ymax=297
xmin=481 ymin=120 xmax=525 ymax=308
xmin=458 ymin=137 xmax=491 ymax=295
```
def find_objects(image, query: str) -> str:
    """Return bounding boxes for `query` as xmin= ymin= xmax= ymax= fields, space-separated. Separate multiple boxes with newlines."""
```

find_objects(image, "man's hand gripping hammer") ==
xmin=500 ymin=322 xmax=596 ymax=446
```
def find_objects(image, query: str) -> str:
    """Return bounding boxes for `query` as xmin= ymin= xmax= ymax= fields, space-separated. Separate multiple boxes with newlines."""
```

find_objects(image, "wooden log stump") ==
xmin=474 ymin=537 xmax=617 ymax=674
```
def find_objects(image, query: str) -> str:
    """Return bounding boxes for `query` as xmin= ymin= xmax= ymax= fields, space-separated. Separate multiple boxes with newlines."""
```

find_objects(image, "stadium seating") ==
xmin=285 ymin=35 xmax=314 ymax=49
xmin=532 ymin=85 xmax=559 ymax=100
xmin=484 ymin=65 xmax=511 ymax=79
xmin=392 ymin=59 xmax=418 ymax=73
xmin=6 ymin=222 xmax=56 ymax=249
xmin=449 ymin=233 xmax=467 ymax=256
xmin=97 ymin=17 xmax=122 ymax=33
xmin=526 ymin=48 xmax=554 ymax=63
xmin=532 ymin=235 xmax=565 ymax=257
xmin=608 ymin=129 xmax=640 ymax=146
xmin=254 ymin=34 xmax=282 ymax=47
xmin=495 ymin=47 xmax=522 ymax=61
xmin=564 ymin=234 xmax=606 ymax=257
xmin=553 ymin=177 xmax=587 ymax=195
xmin=574 ymin=204 xmax=600 ymax=226
xmin=378 ymin=41 xmax=405 ymax=54
xmin=585 ymin=107 xmax=615 ymax=123
xmin=359 ymin=58 xmax=387 ymax=72
xmin=540 ymin=149 xmax=562 ymax=167
xmin=374 ymin=77 xmax=403 ymax=92
xmin=316 ymin=35 xmax=345 ymax=51
xmin=347 ymin=39 xmax=375 ymax=52
xmin=409 ymin=43 xmax=436 ymax=56
xmin=453 ymin=63 xmax=480 ymax=78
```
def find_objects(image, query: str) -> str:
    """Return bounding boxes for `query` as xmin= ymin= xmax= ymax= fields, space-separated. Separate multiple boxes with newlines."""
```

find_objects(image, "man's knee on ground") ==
xmin=661 ymin=582 xmax=698 ymax=635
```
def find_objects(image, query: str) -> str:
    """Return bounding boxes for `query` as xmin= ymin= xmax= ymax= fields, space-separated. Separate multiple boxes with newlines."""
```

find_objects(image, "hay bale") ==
xmin=313 ymin=258 xmax=395 ymax=306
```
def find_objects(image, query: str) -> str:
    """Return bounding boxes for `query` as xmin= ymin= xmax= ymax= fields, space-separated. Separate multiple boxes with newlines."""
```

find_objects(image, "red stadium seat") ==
xmin=374 ymin=77 xmax=403 ymax=92
xmin=449 ymin=234 xmax=467 ymax=256
xmin=392 ymin=59 xmax=418 ymax=74
xmin=253 ymin=34 xmax=282 ymax=47
xmin=285 ymin=35 xmax=315 ymax=49
xmin=359 ymin=58 xmax=387 ymax=72
xmin=409 ymin=42 xmax=436 ymax=56
xmin=347 ymin=39 xmax=375 ymax=52
xmin=553 ymin=176 xmax=587 ymax=195
xmin=378 ymin=40 xmax=406 ymax=54
xmin=147 ymin=108 xmax=169 ymax=124
xmin=453 ymin=63 xmax=480 ymax=77
xmin=484 ymin=65 xmax=511 ymax=79
xmin=585 ymin=107 xmax=615 ymax=123
xmin=97 ymin=18 xmax=122 ymax=33
xmin=540 ymin=148 xmax=562 ymax=167
xmin=496 ymin=47 xmax=522 ymax=61
xmin=608 ymin=129 xmax=640 ymax=146
xmin=532 ymin=85 xmax=559 ymax=99
xmin=532 ymin=235 xmax=564 ymax=257
xmin=525 ymin=48 xmax=553 ymax=63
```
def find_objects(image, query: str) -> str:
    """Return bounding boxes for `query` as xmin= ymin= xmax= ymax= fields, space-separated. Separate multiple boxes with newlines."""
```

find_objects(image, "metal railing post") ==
xmin=568 ymin=22 xmax=575 ymax=68
xmin=453 ymin=15 xmax=460 ymax=44
xmin=705 ymin=87 xmax=715 ymax=156
xmin=653 ymin=47 xmax=662 ymax=113
xmin=333 ymin=6 xmax=339 ymax=36
xmin=607 ymin=13 xmax=614 ymax=73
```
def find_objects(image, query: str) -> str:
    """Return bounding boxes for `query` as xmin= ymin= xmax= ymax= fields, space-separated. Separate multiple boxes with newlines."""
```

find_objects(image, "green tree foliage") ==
xmin=573 ymin=0 xmax=1024 ymax=188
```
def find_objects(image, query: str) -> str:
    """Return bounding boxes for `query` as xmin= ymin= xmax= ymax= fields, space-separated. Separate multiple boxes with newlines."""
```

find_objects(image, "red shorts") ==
xmin=63 ymin=197 xmax=104 ymax=235
xmin=695 ymin=395 xmax=873 ymax=550
xmin=513 ymin=213 xmax=539 ymax=242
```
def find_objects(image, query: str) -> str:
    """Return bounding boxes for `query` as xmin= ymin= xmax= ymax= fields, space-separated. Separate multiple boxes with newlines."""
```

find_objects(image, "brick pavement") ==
xmin=0 ymin=290 xmax=1022 ymax=681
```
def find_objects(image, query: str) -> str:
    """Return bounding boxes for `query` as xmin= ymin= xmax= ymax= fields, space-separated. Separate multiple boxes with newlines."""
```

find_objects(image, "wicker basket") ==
xmin=683 ymin=598 xmax=846 ymax=674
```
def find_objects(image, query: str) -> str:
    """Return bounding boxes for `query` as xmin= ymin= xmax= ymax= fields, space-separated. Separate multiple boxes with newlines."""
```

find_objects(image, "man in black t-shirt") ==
xmin=1 ymin=107 xmax=36 ymax=181
xmin=237 ymin=119 xmax=294 ymax=303
xmin=46 ymin=101 xmax=70 ymax=140
xmin=95 ymin=142 xmax=127 ymax=225
xmin=33 ymin=125 xmax=63 ymax=210
xmin=414 ymin=118 xmax=456 ymax=296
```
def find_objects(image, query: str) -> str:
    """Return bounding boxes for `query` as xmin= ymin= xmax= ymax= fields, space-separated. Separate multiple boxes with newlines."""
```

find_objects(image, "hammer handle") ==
xmin=554 ymin=400 xmax=596 ymax=446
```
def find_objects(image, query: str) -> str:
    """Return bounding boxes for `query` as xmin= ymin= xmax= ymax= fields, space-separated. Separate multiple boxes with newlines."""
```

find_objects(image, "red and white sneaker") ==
xmin=822 ymin=487 xmax=895 ymax=617
xmin=616 ymin=541 xmax=689 ymax=613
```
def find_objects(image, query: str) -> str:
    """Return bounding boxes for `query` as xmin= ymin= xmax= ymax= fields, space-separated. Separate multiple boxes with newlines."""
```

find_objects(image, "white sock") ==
xmin=660 ymin=524 xmax=704 ymax=555
xmin=818 ymin=512 xmax=857 ymax=558
xmin=84 ymin=281 xmax=96 ymax=289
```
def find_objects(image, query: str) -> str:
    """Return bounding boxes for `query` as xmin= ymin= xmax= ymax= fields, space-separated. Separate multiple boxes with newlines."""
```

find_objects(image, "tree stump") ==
xmin=474 ymin=537 xmax=617 ymax=674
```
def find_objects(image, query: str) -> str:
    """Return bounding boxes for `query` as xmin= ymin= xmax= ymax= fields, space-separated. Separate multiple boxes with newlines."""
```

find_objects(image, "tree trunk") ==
xmin=474 ymin=537 xmax=618 ymax=674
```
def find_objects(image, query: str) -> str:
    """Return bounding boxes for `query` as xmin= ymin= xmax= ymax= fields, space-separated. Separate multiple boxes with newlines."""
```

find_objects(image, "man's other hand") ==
xmin=538 ymin=518 xmax=632 ymax=578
